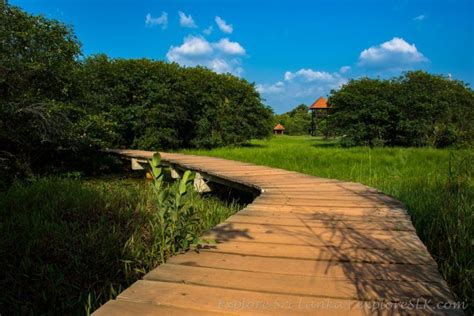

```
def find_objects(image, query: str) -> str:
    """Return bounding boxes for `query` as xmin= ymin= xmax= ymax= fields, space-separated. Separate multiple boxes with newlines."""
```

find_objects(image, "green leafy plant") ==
xmin=147 ymin=153 xmax=200 ymax=261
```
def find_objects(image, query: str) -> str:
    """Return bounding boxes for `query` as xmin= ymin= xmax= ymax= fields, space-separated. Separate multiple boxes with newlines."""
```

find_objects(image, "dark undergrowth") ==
xmin=0 ymin=175 xmax=241 ymax=315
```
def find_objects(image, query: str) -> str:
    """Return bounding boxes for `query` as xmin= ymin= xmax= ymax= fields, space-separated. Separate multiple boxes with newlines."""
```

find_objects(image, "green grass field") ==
xmin=183 ymin=135 xmax=473 ymax=310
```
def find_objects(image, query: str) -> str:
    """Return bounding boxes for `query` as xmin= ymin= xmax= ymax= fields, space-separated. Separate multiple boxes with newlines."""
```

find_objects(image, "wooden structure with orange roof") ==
xmin=309 ymin=96 xmax=329 ymax=136
xmin=273 ymin=123 xmax=285 ymax=135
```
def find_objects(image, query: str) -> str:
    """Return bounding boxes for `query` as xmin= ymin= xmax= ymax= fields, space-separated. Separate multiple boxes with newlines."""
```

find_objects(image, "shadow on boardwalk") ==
xmin=199 ymin=203 xmax=456 ymax=316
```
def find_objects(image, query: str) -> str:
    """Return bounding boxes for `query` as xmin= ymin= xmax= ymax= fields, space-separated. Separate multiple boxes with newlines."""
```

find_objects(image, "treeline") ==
xmin=329 ymin=71 xmax=474 ymax=147
xmin=274 ymin=104 xmax=311 ymax=135
xmin=0 ymin=5 xmax=273 ymax=184
xmin=274 ymin=104 xmax=331 ymax=136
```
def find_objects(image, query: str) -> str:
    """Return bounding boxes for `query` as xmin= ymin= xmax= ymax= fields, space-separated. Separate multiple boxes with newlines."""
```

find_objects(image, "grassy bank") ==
xmin=0 ymin=176 xmax=240 ymax=315
xmin=183 ymin=136 xmax=473 ymax=311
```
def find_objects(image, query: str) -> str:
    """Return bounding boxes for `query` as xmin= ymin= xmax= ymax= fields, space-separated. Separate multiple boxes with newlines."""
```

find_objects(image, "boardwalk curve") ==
xmin=95 ymin=150 xmax=460 ymax=315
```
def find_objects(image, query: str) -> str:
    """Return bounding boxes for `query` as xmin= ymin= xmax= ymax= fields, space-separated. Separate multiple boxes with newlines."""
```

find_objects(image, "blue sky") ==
xmin=11 ymin=0 xmax=474 ymax=113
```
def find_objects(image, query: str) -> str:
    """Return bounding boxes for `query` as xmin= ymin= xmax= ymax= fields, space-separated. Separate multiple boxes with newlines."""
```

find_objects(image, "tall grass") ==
xmin=183 ymin=136 xmax=473 ymax=312
xmin=0 ymin=175 xmax=240 ymax=315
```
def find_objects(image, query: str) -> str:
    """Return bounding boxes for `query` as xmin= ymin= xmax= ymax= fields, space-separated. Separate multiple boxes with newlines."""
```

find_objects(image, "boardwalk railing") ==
xmin=95 ymin=150 xmax=461 ymax=315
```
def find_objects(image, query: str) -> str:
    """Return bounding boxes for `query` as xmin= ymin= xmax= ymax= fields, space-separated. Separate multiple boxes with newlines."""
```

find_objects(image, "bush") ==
xmin=329 ymin=71 xmax=474 ymax=147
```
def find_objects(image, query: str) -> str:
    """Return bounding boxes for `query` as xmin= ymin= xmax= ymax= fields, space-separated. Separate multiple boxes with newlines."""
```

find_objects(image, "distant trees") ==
xmin=0 ymin=4 xmax=273 ymax=184
xmin=274 ymin=104 xmax=311 ymax=135
xmin=329 ymin=71 xmax=474 ymax=147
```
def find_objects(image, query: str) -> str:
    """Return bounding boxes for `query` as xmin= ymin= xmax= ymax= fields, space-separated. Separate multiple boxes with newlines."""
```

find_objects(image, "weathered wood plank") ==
xmin=196 ymin=240 xmax=433 ymax=264
xmin=144 ymin=264 xmax=452 ymax=302
xmin=226 ymin=214 xmax=415 ymax=230
xmin=93 ymin=300 xmax=229 ymax=315
xmin=115 ymin=280 xmax=460 ymax=315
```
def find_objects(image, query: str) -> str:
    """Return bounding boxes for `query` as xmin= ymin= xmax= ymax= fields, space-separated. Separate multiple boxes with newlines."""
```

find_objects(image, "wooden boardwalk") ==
xmin=94 ymin=151 xmax=460 ymax=315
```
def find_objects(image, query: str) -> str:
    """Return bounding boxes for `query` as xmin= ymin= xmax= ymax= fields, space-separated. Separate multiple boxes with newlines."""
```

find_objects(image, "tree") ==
xmin=0 ymin=4 xmax=82 ymax=182
xmin=329 ymin=78 xmax=398 ymax=146
xmin=328 ymin=71 xmax=474 ymax=147
xmin=395 ymin=71 xmax=474 ymax=147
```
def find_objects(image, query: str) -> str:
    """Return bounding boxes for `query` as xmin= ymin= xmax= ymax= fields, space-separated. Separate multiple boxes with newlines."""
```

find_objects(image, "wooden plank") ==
xmin=118 ymin=280 xmax=460 ymax=315
xmin=93 ymin=300 xmax=229 ymax=315
xmin=210 ymin=222 xmax=421 ymax=243
xmin=253 ymin=199 xmax=404 ymax=208
xmin=237 ymin=209 xmax=411 ymax=222
xmin=196 ymin=240 xmax=433 ymax=264
xmin=202 ymin=225 xmax=426 ymax=250
xmin=226 ymin=214 xmax=415 ymax=231
xmin=167 ymin=252 xmax=443 ymax=282
xmin=243 ymin=205 xmax=409 ymax=218
xmin=144 ymin=264 xmax=452 ymax=302
xmin=260 ymin=193 xmax=391 ymax=199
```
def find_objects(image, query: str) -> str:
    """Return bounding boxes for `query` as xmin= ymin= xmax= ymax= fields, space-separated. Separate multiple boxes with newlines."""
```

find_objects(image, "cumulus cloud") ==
xmin=214 ymin=38 xmax=245 ymax=55
xmin=145 ymin=12 xmax=168 ymax=29
xmin=215 ymin=16 xmax=233 ymax=33
xmin=414 ymin=14 xmax=426 ymax=21
xmin=358 ymin=37 xmax=428 ymax=70
xmin=178 ymin=11 xmax=197 ymax=28
xmin=167 ymin=36 xmax=212 ymax=58
xmin=203 ymin=25 xmax=213 ymax=35
xmin=166 ymin=36 xmax=245 ymax=75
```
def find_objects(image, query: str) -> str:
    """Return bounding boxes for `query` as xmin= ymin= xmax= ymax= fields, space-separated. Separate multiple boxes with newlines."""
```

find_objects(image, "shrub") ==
xmin=329 ymin=71 xmax=474 ymax=147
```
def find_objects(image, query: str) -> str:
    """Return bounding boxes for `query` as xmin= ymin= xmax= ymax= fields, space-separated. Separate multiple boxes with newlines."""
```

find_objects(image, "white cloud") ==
xmin=215 ymin=16 xmax=233 ymax=34
xmin=214 ymin=38 xmax=245 ymax=55
xmin=284 ymin=69 xmax=336 ymax=82
xmin=256 ymin=81 xmax=285 ymax=94
xmin=167 ymin=36 xmax=212 ymax=58
xmin=339 ymin=65 xmax=351 ymax=73
xmin=358 ymin=37 xmax=428 ymax=70
xmin=414 ymin=14 xmax=426 ymax=21
xmin=203 ymin=25 xmax=213 ymax=35
xmin=145 ymin=12 xmax=168 ymax=29
xmin=166 ymin=36 xmax=245 ymax=75
xmin=178 ymin=11 xmax=197 ymax=28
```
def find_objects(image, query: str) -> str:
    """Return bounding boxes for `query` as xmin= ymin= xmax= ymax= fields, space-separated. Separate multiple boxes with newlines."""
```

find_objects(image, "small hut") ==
xmin=273 ymin=123 xmax=285 ymax=135
xmin=309 ymin=97 xmax=329 ymax=136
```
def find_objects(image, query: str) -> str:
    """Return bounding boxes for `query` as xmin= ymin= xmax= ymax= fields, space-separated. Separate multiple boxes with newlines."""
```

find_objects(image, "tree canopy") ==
xmin=0 ymin=4 xmax=273 ymax=184
xmin=329 ymin=71 xmax=474 ymax=147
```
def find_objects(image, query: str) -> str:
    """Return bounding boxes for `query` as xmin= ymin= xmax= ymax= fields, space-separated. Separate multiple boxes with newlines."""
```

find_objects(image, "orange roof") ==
xmin=309 ymin=97 xmax=328 ymax=109
xmin=273 ymin=123 xmax=285 ymax=130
